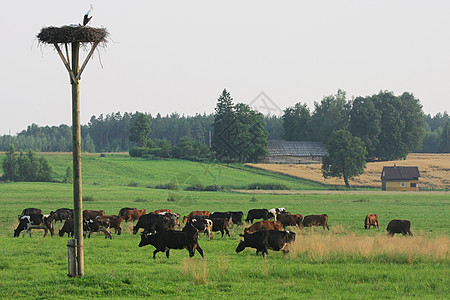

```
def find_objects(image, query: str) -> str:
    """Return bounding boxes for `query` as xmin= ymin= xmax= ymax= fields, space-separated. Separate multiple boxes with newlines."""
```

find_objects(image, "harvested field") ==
xmin=248 ymin=153 xmax=450 ymax=190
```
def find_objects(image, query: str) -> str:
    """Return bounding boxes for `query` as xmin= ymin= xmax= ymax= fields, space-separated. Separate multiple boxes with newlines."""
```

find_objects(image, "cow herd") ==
xmin=13 ymin=207 xmax=413 ymax=259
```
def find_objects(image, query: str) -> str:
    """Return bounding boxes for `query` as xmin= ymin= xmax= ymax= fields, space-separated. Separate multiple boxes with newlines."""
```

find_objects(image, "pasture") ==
xmin=0 ymin=154 xmax=449 ymax=298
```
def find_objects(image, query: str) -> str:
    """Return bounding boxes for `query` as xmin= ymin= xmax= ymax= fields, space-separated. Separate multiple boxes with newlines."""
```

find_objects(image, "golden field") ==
xmin=248 ymin=153 xmax=450 ymax=190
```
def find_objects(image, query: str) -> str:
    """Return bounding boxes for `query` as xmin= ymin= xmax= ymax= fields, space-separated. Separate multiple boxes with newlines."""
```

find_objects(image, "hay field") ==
xmin=248 ymin=153 xmax=450 ymax=190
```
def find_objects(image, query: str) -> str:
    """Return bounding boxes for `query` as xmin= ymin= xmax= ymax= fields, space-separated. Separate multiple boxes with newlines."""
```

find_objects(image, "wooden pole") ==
xmin=71 ymin=41 xmax=84 ymax=277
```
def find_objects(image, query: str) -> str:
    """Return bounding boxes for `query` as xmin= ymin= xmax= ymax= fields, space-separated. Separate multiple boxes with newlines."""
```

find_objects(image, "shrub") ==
xmin=83 ymin=195 xmax=95 ymax=202
xmin=204 ymin=184 xmax=221 ymax=191
xmin=246 ymin=182 xmax=289 ymax=190
xmin=185 ymin=183 xmax=204 ymax=191
xmin=127 ymin=181 xmax=139 ymax=187
xmin=155 ymin=182 xmax=178 ymax=190
xmin=134 ymin=198 xmax=147 ymax=202
xmin=167 ymin=196 xmax=176 ymax=202
xmin=250 ymin=196 xmax=258 ymax=202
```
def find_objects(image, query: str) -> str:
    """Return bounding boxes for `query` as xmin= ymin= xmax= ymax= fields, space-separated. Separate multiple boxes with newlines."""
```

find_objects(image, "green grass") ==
xmin=0 ymin=154 xmax=449 ymax=298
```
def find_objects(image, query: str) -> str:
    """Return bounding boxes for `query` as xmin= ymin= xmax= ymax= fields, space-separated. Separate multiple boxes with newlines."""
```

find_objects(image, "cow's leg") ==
xmin=225 ymin=227 xmax=230 ymax=237
xmin=118 ymin=226 xmax=122 ymax=235
xmin=153 ymin=249 xmax=159 ymax=259
xmin=195 ymin=243 xmax=204 ymax=258
xmin=43 ymin=228 xmax=48 ymax=238
xmin=166 ymin=250 xmax=170 ymax=258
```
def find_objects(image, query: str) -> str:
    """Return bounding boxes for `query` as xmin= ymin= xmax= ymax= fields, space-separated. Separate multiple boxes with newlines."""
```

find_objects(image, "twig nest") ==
xmin=37 ymin=26 xmax=109 ymax=45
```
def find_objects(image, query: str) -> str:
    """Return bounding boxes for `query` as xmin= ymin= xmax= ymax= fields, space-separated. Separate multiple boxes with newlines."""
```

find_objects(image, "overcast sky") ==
xmin=1 ymin=1 xmax=449 ymax=135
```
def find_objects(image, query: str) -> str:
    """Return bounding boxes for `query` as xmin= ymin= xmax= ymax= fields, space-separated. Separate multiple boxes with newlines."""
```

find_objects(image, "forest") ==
xmin=0 ymin=90 xmax=448 ymax=155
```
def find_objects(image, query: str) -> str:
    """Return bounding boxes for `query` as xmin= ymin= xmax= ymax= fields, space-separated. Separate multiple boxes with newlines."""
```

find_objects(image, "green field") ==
xmin=0 ymin=154 xmax=449 ymax=298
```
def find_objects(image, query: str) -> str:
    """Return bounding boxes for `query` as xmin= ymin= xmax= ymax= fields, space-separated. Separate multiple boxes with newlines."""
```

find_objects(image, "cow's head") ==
xmin=138 ymin=232 xmax=155 ymax=247
xmin=235 ymin=240 xmax=247 ymax=253
xmin=286 ymin=231 xmax=296 ymax=242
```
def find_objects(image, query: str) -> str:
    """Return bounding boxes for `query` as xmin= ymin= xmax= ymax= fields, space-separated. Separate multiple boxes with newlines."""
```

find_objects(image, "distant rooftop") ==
xmin=381 ymin=166 xmax=420 ymax=180
xmin=267 ymin=140 xmax=328 ymax=157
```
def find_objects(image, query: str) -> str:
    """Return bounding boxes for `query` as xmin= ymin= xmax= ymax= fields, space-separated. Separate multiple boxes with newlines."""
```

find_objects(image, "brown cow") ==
xmin=244 ymin=220 xmax=283 ymax=234
xmin=124 ymin=209 xmax=147 ymax=222
xmin=302 ymin=214 xmax=329 ymax=230
xmin=98 ymin=215 xmax=125 ymax=235
xmin=182 ymin=211 xmax=210 ymax=223
xmin=278 ymin=213 xmax=303 ymax=229
xmin=365 ymin=214 xmax=379 ymax=229
xmin=152 ymin=209 xmax=172 ymax=214
xmin=59 ymin=218 xmax=74 ymax=237
xmin=83 ymin=210 xmax=105 ymax=220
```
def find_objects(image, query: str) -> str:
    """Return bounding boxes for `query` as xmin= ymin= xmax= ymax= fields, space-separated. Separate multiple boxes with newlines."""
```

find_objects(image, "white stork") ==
xmin=83 ymin=4 xmax=94 ymax=26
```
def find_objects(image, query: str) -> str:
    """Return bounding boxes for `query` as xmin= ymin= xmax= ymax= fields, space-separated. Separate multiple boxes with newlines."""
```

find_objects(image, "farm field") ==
xmin=249 ymin=153 xmax=450 ymax=190
xmin=0 ymin=155 xmax=449 ymax=298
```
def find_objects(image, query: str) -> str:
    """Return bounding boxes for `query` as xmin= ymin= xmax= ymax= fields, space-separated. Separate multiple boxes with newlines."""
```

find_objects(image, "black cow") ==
xmin=245 ymin=209 xmax=270 ymax=224
xmin=118 ymin=207 xmax=137 ymax=218
xmin=236 ymin=230 xmax=296 ymax=258
xmin=139 ymin=229 xmax=204 ymax=259
xmin=209 ymin=212 xmax=232 ymax=223
xmin=133 ymin=213 xmax=175 ymax=234
xmin=83 ymin=218 xmax=112 ymax=239
xmin=302 ymin=214 xmax=329 ymax=230
xmin=209 ymin=218 xmax=230 ymax=238
xmin=227 ymin=211 xmax=244 ymax=226
xmin=18 ymin=208 xmax=42 ymax=220
xmin=14 ymin=214 xmax=54 ymax=238
xmin=50 ymin=208 xmax=73 ymax=223
xmin=59 ymin=218 xmax=74 ymax=237
xmin=386 ymin=219 xmax=413 ymax=236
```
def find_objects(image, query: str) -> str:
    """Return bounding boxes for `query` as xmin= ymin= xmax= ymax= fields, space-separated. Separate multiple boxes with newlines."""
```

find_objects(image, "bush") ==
xmin=167 ymin=196 xmax=176 ymax=202
xmin=155 ymin=182 xmax=178 ymax=190
xmin=184 ymin=183 xmax=204 ymax=191
xmin=246 ymin=182 xmax=289 ymax=190
xmin=83 ymin=196 xmax=95 ymax=202
xmin=250 ymin=196 xmax=258 ymax=202
xmin=204 ymin=184 xmax=221 ymax=191
xmin=127 ymin=181 xmax=139 ymax=187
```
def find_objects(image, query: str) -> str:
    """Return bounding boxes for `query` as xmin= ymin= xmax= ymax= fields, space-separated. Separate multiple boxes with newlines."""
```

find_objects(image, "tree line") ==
xmin=0 ymin=91 xmax=448 ymax=155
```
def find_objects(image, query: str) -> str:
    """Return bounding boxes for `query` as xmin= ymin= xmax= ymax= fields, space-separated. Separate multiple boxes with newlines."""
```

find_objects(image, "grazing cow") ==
xmin=277 ymin=213 xmax=303 ymax=229
xmin=182 ymin=211 xmax=210 ymax=223
xmin=227 ymin=211 xmax=244 ymax=226
xmin=14 ymin=214 xmax=54 ymax=238
xmin=302 ymin=214 xmax=329 ymax=230
xmin=157 ymin=211 xmax=181 ymax=228
xmin=386 ymin=219 xmax=413 ymax=236
xmin=18 ymin=208 xmax=42 ymax=219
xmin=97 ymin=215 xmax=124 ymax=235
xmin=244 ymin=220 xmax=283 ymax=234
xmin=185 ymin=218 xmax=213 ymax=240
xmin=118 ymin=207 xmax=137 ymax=218
xmin=83 ymin=218 xmax=112 ymax=239
xmin=236 ymin=230 xmax=296 ymax=258
xmin=365 ymin=214 xmax=379 ymax=229
xmin=268 ymin=208 xmax=287 ymax=220
xmin=245 ymin=209 xmax=270 ymax=224
xmin=209 ymin=212 xmax=232 ymax=224
xmin=50 ymin=208 xmax=73 ymax=223
xmin=209 ymin=218 xmax=230 ymax=238
xmin=59 ymin=218 xmax=74 ymax=237
xmin=139 ymin=229 xmax=204 ymax=259
xmin=83 ymin=210 xmax=105 ymax=220
xmin=133 ymin=213 xmax=175 ymax=234
xmin=152 ymin=209 xmax=171 ymax=214
xmin=124 ymin=209 xmax=147 ymax=222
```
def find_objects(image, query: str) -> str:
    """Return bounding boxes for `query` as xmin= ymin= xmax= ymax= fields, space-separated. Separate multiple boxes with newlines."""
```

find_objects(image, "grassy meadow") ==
xmin=0 ymin=153 xmax=449 ymax=298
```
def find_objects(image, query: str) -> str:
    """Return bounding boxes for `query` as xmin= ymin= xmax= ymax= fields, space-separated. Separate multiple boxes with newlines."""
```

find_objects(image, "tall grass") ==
xmin=290 ymin=231 xmax=450 ymax=263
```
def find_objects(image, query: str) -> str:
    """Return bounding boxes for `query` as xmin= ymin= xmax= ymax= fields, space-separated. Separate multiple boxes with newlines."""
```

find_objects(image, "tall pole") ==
xmin=71 ymin=41 xmax=84 ymax=277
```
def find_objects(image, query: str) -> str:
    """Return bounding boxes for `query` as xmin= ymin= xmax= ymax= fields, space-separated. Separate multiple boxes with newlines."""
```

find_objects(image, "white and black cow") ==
xmin=14 ymin=214 xmax=54 ymax=238
xmin=236 ymin=230 xmax=296 ymax=258
xmin=83 ymin=217 xmax=112 ymax=239
xmin=268 ymin=208 xmax=287 ymax=221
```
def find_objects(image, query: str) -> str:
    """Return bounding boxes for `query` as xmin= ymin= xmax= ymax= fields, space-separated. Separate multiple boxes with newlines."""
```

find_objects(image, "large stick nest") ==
xmin=37 ymin=26 xmax=109 ymax=45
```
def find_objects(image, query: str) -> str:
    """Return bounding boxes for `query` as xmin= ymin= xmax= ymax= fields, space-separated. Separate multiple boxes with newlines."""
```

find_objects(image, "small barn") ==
xmin=381 ymin=165 xmax=420 ymax=191
xmin=263 ymin=140 xmax=328 ymax=164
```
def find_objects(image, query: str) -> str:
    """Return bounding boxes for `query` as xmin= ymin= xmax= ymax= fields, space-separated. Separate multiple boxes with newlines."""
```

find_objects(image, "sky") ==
xmin=1 ymin=1 xmax=449 ymax=135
